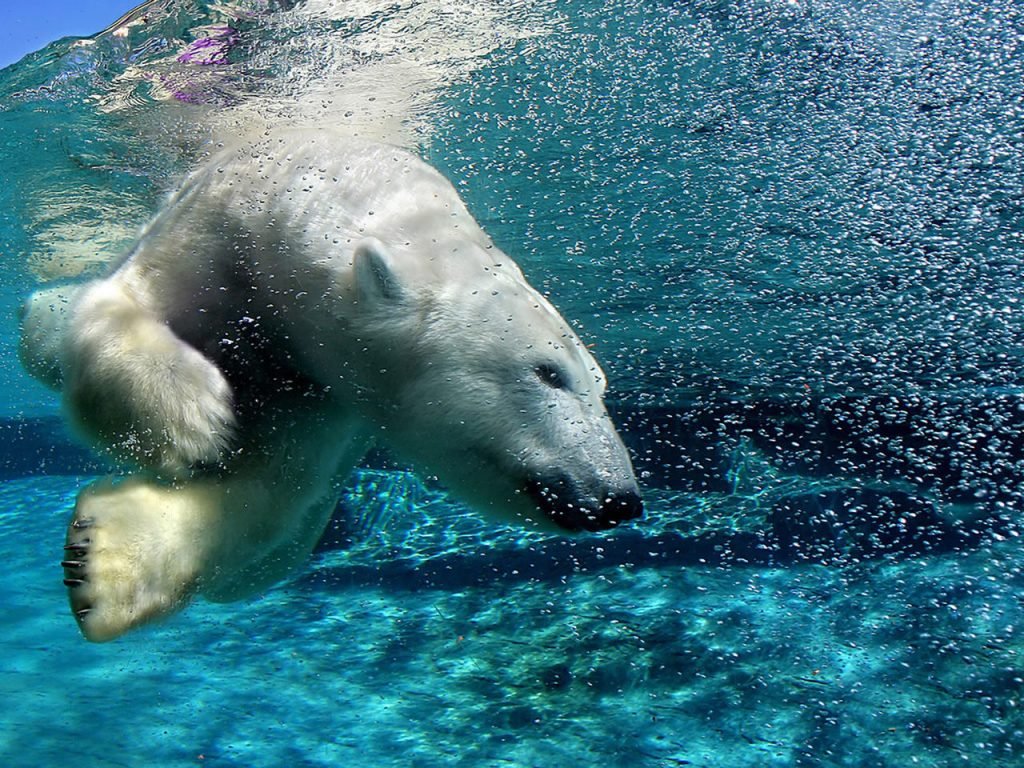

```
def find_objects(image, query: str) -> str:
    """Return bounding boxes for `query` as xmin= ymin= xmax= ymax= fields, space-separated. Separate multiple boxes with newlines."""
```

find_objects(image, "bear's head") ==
xmin=347 ymin=237 xmax=642 ymax=532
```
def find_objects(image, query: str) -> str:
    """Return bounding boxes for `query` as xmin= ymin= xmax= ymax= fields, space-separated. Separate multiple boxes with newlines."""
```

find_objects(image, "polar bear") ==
xmin=20 ymin=129 xmax=642 ymax=642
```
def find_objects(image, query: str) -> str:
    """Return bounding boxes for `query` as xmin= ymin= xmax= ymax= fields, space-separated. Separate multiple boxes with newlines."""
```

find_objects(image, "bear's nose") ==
xmin=598 ymin=489 xmax=644 ymax=529
xmin=526 ymin=475 xmax=643 ymax=532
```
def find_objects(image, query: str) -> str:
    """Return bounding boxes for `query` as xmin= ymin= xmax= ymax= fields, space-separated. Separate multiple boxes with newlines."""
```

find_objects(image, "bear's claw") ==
xmin=63 ymin=503 xmax=107 ymax=638
xmin=64 ymin=522 xmax=91 ymax=592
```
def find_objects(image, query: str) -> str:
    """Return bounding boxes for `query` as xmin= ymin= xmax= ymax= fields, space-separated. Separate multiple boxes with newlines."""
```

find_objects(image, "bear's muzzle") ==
xmin=526 ymin=474 xmax=643 ymax=532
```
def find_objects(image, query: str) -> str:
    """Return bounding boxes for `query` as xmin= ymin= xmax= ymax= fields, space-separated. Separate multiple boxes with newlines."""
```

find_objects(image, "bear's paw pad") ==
xmin=62 ymin=487 xmax=201 ymax=642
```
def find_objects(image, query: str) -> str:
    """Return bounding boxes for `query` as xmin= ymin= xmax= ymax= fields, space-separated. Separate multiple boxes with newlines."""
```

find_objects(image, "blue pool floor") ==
xmin=3 ymin=474 xmax=1023 ymax=767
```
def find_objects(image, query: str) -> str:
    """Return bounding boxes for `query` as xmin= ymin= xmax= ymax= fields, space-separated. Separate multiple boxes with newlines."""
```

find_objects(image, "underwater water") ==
xmin=4 ymin=0 xmax=1024 ymax=765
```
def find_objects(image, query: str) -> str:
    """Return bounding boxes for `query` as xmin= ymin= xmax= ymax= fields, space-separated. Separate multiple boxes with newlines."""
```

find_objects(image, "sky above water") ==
xmin=0 ymin=0 xmax=132 ymax=69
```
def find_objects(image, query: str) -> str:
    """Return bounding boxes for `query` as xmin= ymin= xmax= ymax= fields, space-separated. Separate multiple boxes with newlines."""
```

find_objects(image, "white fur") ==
xmin=24 ymin=129 xmax=638 ymax=641
xmin=60 ymin=280 xmax=235 ymax=474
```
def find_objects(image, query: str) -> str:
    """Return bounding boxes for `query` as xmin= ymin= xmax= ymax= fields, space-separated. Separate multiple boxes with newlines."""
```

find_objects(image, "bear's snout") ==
xmin=526 ymin=474 xmax=643 ymax=532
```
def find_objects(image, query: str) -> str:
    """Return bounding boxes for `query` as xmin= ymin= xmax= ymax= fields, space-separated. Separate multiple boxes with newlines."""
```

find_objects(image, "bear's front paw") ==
xmin=141 ymin=344 xmax=236 ymax=474
xmin=66 ymin=332 xmax=236 ymax=476
xmin=62 ymin=479 xmax=204 ymax=642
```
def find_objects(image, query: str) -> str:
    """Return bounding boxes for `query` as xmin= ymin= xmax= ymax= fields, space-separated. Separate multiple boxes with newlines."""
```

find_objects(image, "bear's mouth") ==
xmin=525 ymin=475 xmax=643 ymax=533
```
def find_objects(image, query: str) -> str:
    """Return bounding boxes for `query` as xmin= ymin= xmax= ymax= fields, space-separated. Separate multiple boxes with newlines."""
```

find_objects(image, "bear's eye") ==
xmin=535 ymin=363 xmax=569 ymax=390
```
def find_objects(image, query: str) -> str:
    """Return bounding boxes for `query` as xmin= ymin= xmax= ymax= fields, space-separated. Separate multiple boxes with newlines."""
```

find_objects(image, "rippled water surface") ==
xmin=3 ymin=1 xmax=1024 ymax=765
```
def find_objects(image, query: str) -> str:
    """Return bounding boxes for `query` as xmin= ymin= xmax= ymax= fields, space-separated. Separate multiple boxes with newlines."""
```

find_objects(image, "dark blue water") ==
xmin=3 ymin=0 xmax=1024 ymax=765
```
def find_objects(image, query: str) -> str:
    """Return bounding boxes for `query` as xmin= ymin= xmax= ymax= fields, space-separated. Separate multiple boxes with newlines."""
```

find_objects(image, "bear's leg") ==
xmin=62 ymin=280 xmax=235 ymax=475
xmin=63 ymin=401 xmax=371 ymax=642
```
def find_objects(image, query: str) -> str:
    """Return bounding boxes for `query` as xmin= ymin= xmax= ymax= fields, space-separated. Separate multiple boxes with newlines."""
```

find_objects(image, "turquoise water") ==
xmin=3 ymin=0 xmax=1024 ymax=765
xmin=6 ymin=474 xmax=1024 ymax=766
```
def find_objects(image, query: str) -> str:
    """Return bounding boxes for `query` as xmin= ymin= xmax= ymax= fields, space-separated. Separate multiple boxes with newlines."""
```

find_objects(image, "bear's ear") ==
xmin=353 ymin=237 xmax=404 ymax=304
